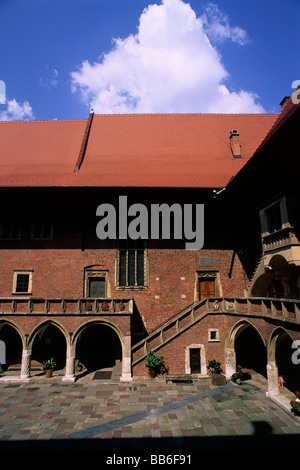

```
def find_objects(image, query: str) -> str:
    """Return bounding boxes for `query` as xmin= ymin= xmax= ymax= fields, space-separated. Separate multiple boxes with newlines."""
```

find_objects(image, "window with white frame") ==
xmin=12 ymin=270 xmax=33 ymax=294
xmin=208 ymin=328 xmax=219 ymax=342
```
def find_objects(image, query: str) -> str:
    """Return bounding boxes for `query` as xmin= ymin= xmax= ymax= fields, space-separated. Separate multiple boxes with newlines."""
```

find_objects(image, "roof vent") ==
xmin=229 ymin=129 xmax=241 ymax=159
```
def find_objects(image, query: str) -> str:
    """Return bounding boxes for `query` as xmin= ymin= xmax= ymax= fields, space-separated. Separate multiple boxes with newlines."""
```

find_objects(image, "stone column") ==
xmin=20 ymin=349 xmax=31 ymax=381
xmin=121 ymin=335 xmax=132 ymax=382
xmin=224 ymin=347 xmax=236 ymax=378
xmin=266 ymin=361 xmax=280 ymax=397
xmin=62 ymin=343 xmax=75 ymax=382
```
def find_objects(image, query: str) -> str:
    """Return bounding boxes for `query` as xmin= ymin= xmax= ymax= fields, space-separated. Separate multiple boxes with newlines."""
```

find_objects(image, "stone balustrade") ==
xmin=0 ymin=297 xmax=133 ymax=315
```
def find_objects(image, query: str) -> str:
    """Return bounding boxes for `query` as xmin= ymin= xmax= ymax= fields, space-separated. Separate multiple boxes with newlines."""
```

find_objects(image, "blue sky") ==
xmin=0 ymin=0 xmax=299 ymax=121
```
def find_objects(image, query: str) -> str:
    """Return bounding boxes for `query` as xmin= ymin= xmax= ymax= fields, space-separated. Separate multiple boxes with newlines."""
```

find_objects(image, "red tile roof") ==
xmin=228 ymin=92 xmax=300 ymax=185
xmin=0 ymin=113 xmax=278 ymax=188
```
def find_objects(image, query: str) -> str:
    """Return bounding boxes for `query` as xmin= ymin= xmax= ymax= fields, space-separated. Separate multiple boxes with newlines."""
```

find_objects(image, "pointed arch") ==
xmin=28 ymin=319 xmax=69 ymax=347
xmin=0 ymin=319 xmax=24 ymax=369
xmin=0 ymin=319 xmax=26 ymax=346
xmin=227 ymin=319 xmax=266 ymax=349
xmin=268 ymin=327 xmax=300 ymax=393
xmin=29 ymin=319 xmax=68 ymax=370
xmin=226 ymin=319 xmax=267 ymax=376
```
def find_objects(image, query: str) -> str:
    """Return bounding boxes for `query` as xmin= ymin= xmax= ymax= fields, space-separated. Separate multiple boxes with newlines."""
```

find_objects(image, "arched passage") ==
xmin=0 ymin=322 xmax=23 ymax=371
xmin=252 ymin=254 xmax=300 ymax=299
xmin=75 ymin=322 xmax=122 ymax=373
xmin=234 ymin=322 xmax=267 ymax=377
xmin=31 ymin=322 xmax=67 ymax=371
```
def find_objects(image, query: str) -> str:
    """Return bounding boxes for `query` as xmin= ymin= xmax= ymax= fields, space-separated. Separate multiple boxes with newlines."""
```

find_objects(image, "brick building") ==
xmin=0 ymin=94 xmax=299 ymax=396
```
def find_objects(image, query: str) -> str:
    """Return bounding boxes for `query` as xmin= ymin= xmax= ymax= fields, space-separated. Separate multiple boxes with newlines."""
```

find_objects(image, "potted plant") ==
xmin=207 ymin=359 xmax=222 ymax=374
xmin=290 ymin=391 xmax=300 ymax=416
xmin=207 ymin=359 xmax=226 ymax=385
xmin=145 ymin=350 xmax=165 ymax=378
xmin=43 ymin=357 xmax=56 ymax=378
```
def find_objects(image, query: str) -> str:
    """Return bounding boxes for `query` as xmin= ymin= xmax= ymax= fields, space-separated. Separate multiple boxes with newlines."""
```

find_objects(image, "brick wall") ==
xmin=0 ymin=245 xmax=248 ymax=336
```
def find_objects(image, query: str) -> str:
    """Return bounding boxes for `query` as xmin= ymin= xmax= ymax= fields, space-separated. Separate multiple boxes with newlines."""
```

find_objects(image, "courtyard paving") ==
xmin=0 ymin=371 xmax=300 ymax=456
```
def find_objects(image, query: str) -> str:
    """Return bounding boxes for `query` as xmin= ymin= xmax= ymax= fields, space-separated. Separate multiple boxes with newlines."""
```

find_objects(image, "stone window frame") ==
xmin=185 ymin=343 xmax=207 ymax=375
xmin=208 ymin=328 xmax=219 ymax=342
xmin=84 ymin=268 xmax=110 ymax=298
xmin=12 ymin=270 xmax=33 ymax=295
xmin=115 ymin=241 xmax=148 ymax=289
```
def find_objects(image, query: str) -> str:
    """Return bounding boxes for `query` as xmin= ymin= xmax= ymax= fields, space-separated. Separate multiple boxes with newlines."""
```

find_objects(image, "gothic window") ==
xmin=117 ymin=239 xmax=147 ymax=288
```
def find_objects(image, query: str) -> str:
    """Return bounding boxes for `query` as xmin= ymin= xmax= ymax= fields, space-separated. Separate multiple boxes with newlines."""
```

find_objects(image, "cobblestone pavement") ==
xmin=0 ymin=372 xmax=300 ymax=456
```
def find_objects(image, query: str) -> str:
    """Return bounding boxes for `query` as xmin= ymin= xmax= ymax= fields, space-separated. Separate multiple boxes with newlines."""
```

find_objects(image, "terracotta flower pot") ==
xmin=45 ymin=369 xmax=53 ymax=378
xmin=148 ymin=369 xmax=156 ymax=378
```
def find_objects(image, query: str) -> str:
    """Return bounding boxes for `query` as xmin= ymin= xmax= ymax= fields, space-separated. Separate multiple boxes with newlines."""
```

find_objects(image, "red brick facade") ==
xmin=0 ymin=102 xmax=300 ymax=395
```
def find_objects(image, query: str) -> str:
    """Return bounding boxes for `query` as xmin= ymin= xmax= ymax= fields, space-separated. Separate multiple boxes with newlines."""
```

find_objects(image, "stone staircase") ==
xmin=132 ymin=298 xmax=213 ymax=367
xmin=132 ymin=296 xmax=300 ymax=368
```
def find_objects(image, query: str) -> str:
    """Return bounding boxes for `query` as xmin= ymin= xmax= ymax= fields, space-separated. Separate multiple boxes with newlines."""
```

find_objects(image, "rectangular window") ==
xmin=84 ymin=270 xmax=108 ymax=297
xmin=208 ymin=328 xmax=219 ymax=342
xmin=265 ymin=202 xmax=282 ymax=233
xmin=117 ymin=240 xmax=146 ymax=288
xmin=13 ymin=270 xmax=33 ymax=294
xmin=89 ymin=277 xmax=106 ymax=297
xmin=16 ymin=274 xmax=29 ymax=293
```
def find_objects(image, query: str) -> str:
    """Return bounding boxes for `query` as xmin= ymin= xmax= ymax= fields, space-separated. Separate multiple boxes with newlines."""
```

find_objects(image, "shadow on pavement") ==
xmin=0 ymin=426 xmax=299 ymax=454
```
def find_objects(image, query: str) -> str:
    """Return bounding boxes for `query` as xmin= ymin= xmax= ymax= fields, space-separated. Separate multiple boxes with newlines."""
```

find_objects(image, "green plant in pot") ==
xmin=207 ymin=359 xmax=222 ymax=375
xmin=43 ymin=357 xmax=56 ymax=378
xmin=207 ymin=359 xmax=226 ymax=385
xmin=145 ymin=350 xmax=165 ymax=378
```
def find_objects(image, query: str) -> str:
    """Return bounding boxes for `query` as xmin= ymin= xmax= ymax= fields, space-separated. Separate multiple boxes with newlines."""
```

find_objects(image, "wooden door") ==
xmin=199 ymin=277 xmax=215 ymax=300
xmin=190 ymin=348 xmax=201 ymax=374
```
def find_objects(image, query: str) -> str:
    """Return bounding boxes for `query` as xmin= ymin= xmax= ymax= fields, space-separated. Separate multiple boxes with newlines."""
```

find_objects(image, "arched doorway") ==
xmin=75 ymin=323 xmax=122 ymax=373
xmin=0 ymin=322 xmax=23 ymax=371
xmin=234 ymin=322 xmax=267 ymax=377
xmin=31 ymin=322 xmax=67 ymax=371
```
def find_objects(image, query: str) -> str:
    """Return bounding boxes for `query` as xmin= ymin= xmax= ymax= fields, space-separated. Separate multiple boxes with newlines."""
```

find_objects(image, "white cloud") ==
xmin=0 ymin=98 xmax=34 ymax=121
xmin=39 ymin=65 xmax=59 ymax=89
xmin=71 ymin=0 xmax=264 ymax=114
xmin=201 ymin=3 xmax=249 ymax=45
